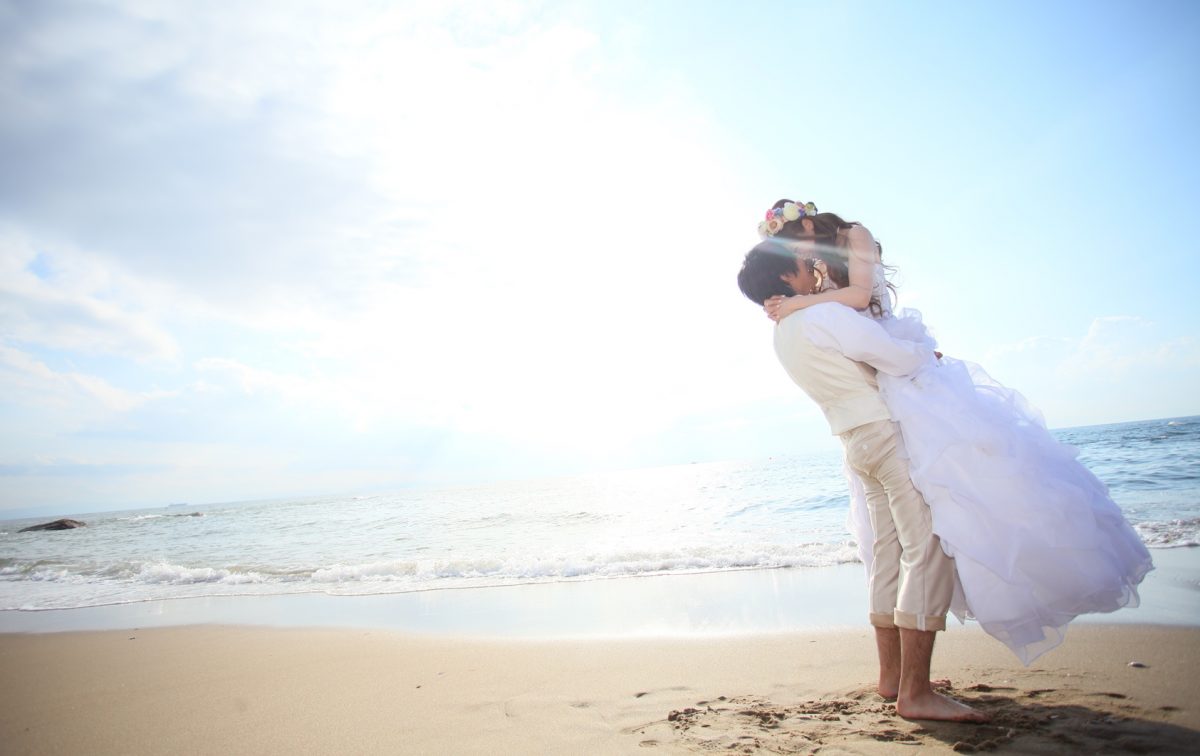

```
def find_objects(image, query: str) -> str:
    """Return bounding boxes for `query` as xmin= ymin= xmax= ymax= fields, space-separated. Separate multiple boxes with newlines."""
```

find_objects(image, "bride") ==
xmin=757 ymin=199 xmax=1154 ymax=664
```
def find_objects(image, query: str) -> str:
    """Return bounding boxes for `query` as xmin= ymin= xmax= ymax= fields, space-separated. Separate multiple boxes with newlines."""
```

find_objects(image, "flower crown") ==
xmin=757 ymin=201 xmax=818 ymax=238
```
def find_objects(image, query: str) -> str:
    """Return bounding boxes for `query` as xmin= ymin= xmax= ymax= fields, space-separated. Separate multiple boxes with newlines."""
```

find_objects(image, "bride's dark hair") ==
xmin=769 ymin=198 xmax=893 ymax=315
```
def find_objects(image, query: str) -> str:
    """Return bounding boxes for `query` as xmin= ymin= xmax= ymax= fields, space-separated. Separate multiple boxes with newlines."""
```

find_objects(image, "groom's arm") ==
xmin=803 ymin=303 xmax=934 ymax=376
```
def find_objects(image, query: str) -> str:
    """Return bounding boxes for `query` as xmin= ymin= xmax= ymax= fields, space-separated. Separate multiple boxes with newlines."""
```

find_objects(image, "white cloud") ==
xmin=983 ymin=334 xmax=1074 ymax=362
xmin=1 ymin=1 xmax=388 ymax=310
xmin=0 ymin=0 xmax=865 ymax=509
xmin=981 ymin=316 xmax=1200 ymax=426
xmin=0 ymin=229 xmax=179 ymax=361
xmin=193 ymin=357 xmax=314 ymax=399
xmin=1 ymin=0 xmax=750 ymax=326
xmin=1065 ymin=315 xmax=1198 ymax=378
xmin=0 ymin=343 xmax=152 ymax=414
xmin=984 ymin=316 xmax=1197 ymax=379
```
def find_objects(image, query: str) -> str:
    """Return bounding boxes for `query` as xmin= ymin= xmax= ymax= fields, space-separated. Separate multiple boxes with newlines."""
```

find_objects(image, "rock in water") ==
xmin=19 ymin=518 xmax=86 ymax=532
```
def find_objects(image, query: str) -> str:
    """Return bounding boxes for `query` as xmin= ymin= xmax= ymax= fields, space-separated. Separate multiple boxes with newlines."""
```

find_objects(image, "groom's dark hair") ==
xmin=737 ymin=241 xmax=800 ymax=305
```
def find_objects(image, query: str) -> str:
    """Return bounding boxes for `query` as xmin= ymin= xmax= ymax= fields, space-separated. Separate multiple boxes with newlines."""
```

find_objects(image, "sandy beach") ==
xmin=1 ymin=621 xmax=1197 ymax=755
xmin=2 ymin=548 xmax=1197 ymax=754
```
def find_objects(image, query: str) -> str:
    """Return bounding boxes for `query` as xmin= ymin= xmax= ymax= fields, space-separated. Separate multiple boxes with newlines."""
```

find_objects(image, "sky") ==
xmin=2 ymin=0 xmax=1198 ymax=517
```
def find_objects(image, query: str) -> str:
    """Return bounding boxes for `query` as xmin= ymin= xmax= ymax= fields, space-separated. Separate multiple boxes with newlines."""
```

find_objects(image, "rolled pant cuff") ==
xmin=893 ymin=609 xmax=946 ymax=632
xmin=869 ymin=612 xmax=897 ymax=629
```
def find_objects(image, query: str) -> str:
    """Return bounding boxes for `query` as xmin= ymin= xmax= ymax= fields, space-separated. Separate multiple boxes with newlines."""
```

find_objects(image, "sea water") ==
xmin=1 ymin=416 xmax=1196 ymax=613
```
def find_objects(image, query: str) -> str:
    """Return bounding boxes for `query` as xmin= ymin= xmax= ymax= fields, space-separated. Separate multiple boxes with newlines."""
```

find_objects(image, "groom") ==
xmin=737 ymin=241 xmax=986 ymax=723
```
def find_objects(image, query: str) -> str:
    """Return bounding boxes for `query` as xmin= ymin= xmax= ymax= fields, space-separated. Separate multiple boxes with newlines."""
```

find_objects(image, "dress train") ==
xmin=843 ymin=309 xmax=1153 ymax=664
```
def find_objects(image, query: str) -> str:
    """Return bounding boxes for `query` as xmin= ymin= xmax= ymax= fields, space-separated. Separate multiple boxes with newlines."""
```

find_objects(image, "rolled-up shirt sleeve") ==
xmin=802 ymin=303 xmax=934 ymax=376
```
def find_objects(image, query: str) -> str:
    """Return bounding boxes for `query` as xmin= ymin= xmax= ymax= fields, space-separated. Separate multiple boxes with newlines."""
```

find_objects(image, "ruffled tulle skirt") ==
xmin=844 ymin=310 xmax=1153 ymax=664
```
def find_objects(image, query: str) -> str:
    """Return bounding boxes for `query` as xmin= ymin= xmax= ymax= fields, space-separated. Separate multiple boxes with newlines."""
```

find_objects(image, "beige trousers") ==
xmin=841 ymin=419 xmax=955 ymax=631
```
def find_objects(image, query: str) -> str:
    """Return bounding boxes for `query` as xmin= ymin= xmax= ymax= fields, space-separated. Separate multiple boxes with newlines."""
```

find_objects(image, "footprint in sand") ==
xmin=643 ymin=682 xmax=1200 ymax=755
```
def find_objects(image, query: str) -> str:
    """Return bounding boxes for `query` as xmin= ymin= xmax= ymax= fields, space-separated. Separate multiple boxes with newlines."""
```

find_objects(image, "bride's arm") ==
xmin=765 ymin=225 xmax=877 ymax=321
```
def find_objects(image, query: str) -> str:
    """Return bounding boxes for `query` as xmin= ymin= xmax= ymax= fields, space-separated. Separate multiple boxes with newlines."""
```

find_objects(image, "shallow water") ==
xmin=1 ymin=416 xmax=1196 ymax=612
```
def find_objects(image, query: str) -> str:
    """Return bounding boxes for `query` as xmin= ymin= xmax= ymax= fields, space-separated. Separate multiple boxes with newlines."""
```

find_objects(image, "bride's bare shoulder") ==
xmin=841 ymin=223 xmax=877 ymax=250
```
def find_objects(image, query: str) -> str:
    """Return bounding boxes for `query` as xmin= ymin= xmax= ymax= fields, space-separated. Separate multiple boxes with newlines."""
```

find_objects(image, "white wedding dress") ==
xmin=842 ymin=266 xmax=1153 ymax=664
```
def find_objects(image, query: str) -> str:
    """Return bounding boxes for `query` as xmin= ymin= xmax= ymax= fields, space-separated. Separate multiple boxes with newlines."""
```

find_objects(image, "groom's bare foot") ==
xmin=883 ymin=677 xmax=953 ymax=700
xmin=897 ymin=690 xmax=989 ymax=722
xmin=878 ymin=676 xmax=899 ymax=700
xmin=875 ymin=627 xmax=901 ymax=700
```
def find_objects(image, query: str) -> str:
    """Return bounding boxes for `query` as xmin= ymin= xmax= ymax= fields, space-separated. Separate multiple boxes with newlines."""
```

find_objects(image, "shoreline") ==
xmin=2 ymin=546 xmax=1196 ymax=636
xmin=0 ymin=561 xmax=872 ymax=636
xmin=2 ymin=623 xmax=1197 ymax=754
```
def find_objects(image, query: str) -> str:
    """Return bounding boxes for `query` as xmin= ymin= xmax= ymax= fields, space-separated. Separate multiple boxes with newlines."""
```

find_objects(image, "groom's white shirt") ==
xmin=773 ymin=303 xmax=934 ymax=435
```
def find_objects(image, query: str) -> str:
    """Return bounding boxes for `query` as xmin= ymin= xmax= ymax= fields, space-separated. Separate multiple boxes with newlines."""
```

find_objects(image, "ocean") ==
xmin=1 ymin=416 xmax=1197 ymax=614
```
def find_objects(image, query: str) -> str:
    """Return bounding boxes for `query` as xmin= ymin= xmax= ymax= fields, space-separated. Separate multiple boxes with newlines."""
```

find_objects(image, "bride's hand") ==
xmin=764 ymin=295 xmax=805 ymax=322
